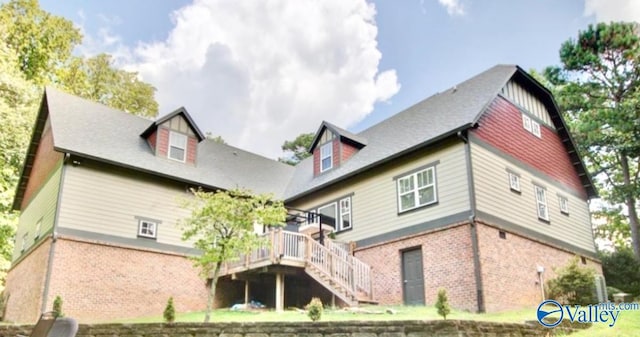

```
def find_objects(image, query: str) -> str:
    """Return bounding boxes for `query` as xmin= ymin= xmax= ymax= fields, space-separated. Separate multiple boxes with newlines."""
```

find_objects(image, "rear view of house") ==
xmin=3 ymin=64 xmax=605 ymax=322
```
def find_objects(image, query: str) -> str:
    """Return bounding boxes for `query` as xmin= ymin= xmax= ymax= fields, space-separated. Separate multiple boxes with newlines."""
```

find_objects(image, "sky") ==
xmin=37 ymin=0 xmax=639 ymax=159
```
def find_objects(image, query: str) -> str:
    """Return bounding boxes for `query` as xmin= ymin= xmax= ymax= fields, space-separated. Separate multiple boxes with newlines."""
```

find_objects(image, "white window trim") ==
xmin=534 ymin=185 xmax=549 ymax=221
xmin=320 ymin=142 xmax=333 ymax=172
xmin=558 ymin=196 xmax=569 ymax=215
xmin=168 ymin=131 xmax=187 ymax=162
xmin=397 ymin=166 xmax=437 ymax=213
xmin=314 ymin=196 xmax=352 ymax=232
xmin=21 ymin=232 xmax=28 ymax=251
xmin=508 ymin=172 xmax=521 ymax=192
xmin=531 ymin=120 xmax=542 ymax=138
xmin=522 ymin=114 xmax=532 ymax=132
xmin=34 ymin=219 xmax=42 ymax=239
xmin=138 ymin=220 xmax=158 ymax=239
xmin=522 ymin=113 xmax=542 ymax=138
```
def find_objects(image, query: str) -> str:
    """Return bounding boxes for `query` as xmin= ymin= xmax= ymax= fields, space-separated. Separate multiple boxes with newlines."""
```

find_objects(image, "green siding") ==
xmin=12 ymin=165 xmax=62 ymax=261
xmin=471 ymin=143 xmax=596 ymax=253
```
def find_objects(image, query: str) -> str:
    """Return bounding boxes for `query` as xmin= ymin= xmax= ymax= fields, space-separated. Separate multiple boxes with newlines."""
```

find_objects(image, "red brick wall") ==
xmin=186 ymin=137 xmax=197 ymax=165
xmin=341 ymin=142 xmax=359 ymax=162
xmin=147 ymin=131 xmax=157 ymax=152
xmin=21 ymin=122 xmax=63 ymax=209
xmin=44 ymin=237 xmax=208 ymax=322
xmin=157 ymin=128 xmax=169 ymax=157
xmin=476 ymin=221 xmax=602 ymax=312
xmin=354 ymin=223 xmax=478 ymax=311
xmin=3 ymin=239 xmax=52 ymax=323
xmin=472 ymin=97 xmax=586 ymax=199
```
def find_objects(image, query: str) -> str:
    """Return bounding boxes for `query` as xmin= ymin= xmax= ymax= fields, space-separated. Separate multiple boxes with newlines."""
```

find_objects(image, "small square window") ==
xmin=559 ymin=196 xmax=569 ymax=215
xmin=138 ymin=220 xmax=157 ymax=239
xmin=531 ymin=120 xmax=541 ymax=138
xmin=508 ymin=172 xmax=520 ymax=192
xmin=499 ymin=231 xmax=506 ymax=239
xmin=522 ymin=114 xmax=532 ymax=132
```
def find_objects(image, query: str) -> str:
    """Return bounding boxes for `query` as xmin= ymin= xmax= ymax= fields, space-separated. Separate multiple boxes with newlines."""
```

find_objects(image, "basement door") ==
xmin=402 ymin=248 xmax=425 ymax=305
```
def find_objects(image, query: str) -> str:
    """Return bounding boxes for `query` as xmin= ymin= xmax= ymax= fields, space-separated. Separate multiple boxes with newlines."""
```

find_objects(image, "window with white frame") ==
xmin=397 ymin=166 xmax=437 ymax=213
xmin=169 ymin=131 xmax=187 ymax=162
xmin=534 ymin=185 xmax=549 ymax=221
xmin=34 ymin=219 xmax=42 ymax=238
xmin=522 ymin=113 xmax=542 ymax=138
xmin=558 ymin=196 xmax=569 ymax=215
xmin=508 ymin=172 xmax=521 ymax=192
xmin=315 ymin=196 xmax=352 ymax=231
xmin=21 ymin=232 xmax=28 ymax=251
xmin=531 ymin=120 xmax=541 ymax=138
xmin=522 ymin=114 xmax=532 ymax=132
xmin=320 ymin=142 xmax=333 ymax=172
xmin=138 ymin=220 xmax=157 ymax=239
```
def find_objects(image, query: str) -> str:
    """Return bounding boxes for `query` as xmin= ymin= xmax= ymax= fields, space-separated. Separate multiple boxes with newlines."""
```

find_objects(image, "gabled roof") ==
xmin=284 ymin=64 xmax=597 ymax=200
xmin=12 ymin=87 xmax=295 ymax=209
xmin=140 ymin=106 xmax=206 ymax=141
xmin=308 ymin=120 xmax=368 ymax=153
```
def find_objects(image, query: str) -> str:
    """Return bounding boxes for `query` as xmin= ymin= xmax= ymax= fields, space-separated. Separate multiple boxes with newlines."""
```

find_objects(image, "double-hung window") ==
xmin=320 ymin=142 xmax=333 ymax=172
xmin=314 ymin=196 xmax=352 ymax=231
xmin=558 ymin=196 xmax=569 ymax=215
xmin=534 ymin=185 xmax=549 ymax=221
xmin=397 ymin=166 xmax=437 ymax=213
xmin=169 ymin=131 xmax=187 ymax=162
xmin=508 ymin=172 xmax=521 ymax=192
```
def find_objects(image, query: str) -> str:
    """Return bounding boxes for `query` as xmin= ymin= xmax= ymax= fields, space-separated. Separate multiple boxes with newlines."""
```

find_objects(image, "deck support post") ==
xmin=244 ymin=280 xmax=250 ymax=305
xmin=275 ymin=273 xmax=285 ymax=312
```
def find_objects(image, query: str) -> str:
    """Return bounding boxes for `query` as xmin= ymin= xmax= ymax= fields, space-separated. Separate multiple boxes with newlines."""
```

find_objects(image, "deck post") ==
xmin=275 ymin=273 xmax=285 ymax=312
xmin=244 ymin=280 xmax=250 ymax=305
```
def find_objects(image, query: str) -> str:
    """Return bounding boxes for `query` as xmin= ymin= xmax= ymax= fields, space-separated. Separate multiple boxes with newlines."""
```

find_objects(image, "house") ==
xmin=3 ymin=65 xmax=606 ymax=323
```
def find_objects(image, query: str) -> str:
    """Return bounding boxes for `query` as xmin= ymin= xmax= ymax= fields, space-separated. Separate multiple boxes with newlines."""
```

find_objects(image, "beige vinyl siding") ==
xmin=12 ymin=164 xmax=62 ymax=261
xmin=289 ymin=141 xmax=470 ymax=243
xmin=501 ymin=80 xmax=553 ymax=128
xmin=161 ymin=115 xmax=195 ymax=136
xmin=471 ymin=143 xmax=595 ymax=253
xmin=57 ymin=161 xmax=193 ymax=248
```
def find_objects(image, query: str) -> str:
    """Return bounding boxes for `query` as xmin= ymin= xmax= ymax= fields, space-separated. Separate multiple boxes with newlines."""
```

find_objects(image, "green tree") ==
xmin=305 ymin=297 xmax=323 ymax=322
xmin=0 ymin=0 xmax=81 ymax=83
xmin=279 ymin=132 xmax=314 ymax=165
xmin=163 ymin=297 xmax=176 ymax=323
xmin=52 ymin=295 xmax=63 ymax=317
xmin=205 ymin=132 xmax=226 ymax=144
xmin=435 ymin=288 xmax=451 ymax=320
xmin=546 ymin=257 xmax=596 ymax=305
xmin=599 ymin=249 xmax=640 ymax=296
xmin=179 ymin=188 xmax=286 ymax=322
xmin=546 ymin=22 xmax=640 ymax=259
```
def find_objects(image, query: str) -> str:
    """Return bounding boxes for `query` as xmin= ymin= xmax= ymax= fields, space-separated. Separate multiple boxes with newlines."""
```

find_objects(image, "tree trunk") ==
xmin=204 ymin=261 xmax=222 ymax=323
xmin=620 ymin=155 xmax=640 ymax=259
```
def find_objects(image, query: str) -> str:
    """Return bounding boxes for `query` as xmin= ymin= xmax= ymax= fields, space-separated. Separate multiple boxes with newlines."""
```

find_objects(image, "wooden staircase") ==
xmin=220 ymin=229 xmax=373 ymax=306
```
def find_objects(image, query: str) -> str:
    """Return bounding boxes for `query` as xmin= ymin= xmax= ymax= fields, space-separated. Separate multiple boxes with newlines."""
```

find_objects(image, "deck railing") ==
xmin=222 ymin=229 xmax=372 ymax=301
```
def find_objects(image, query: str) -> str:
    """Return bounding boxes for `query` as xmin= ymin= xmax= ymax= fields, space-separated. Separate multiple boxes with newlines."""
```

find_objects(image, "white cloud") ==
xmin=438 ymin=0 xmax=465 ymax=16
xmin=584 ymin=0 xmax=640 ymax=22
xmin=129 ymin=0 xmax=399 ymax=158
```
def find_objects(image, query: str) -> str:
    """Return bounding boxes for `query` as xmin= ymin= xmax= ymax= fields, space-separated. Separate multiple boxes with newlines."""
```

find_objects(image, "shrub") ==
xmin=164 ymin=297 xmax=176 ymax=323
xmin=52 ymin=295 xmax=64 ymax=318
xmin=546 ymin=258 xmax=596 ymax=305
xmin=305 ymin=297 xmax=323 ymax=322
xmin=435 ymin=288 xmax=451 ymax=320
xmin=607 ymin=286 xmax=623 ymax=301
xmin=600 ymin=249 xmax=640 ymax=297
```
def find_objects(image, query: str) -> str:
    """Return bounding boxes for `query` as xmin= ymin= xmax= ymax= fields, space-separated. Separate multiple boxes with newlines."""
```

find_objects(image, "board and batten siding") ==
xmin=471 ymin=142 xmax=596 ymax=253
xmin=56 ymin=161 xmax=194 ymax=248
xmin=501 ymin=80 xmax=553 ymax=128
xmin=12 ymin=164 xmax=62 ymax=261
xmin=289 ymin=141 xmax=470 ymax=244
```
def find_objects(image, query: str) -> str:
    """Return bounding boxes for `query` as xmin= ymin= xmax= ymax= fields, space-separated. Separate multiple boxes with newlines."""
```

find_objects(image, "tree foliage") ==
xmin=599 ymin=249 xmax=640 ymax=297
xmin=163 ymin=297 xmax=176 ymax=323
xmin=545 ymin=22 xmax=640 ymax=259
xmin=546 ymin=258 xmax=596 ymax=305
xmin=305 ymin=297 xmax=323 ymax=322
xmin=52 ymin=295 xmax=64 ymax=318
xmin=279 ymin=132 xmax=314 ymax=165
xmin=435 ymin=288 xmax=451 ymax=320
xmin=180 ymin=188 xmax=286 ymax=322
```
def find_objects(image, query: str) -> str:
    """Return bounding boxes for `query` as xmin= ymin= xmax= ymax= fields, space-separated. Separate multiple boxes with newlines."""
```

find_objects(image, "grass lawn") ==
xmin=112 ymin=305 xmax=640 ymax=336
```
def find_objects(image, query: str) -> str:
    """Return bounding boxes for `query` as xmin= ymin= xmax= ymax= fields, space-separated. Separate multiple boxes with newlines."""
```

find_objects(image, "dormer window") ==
xmin=169 ymin=131 xmax=187 ymax=162
xmin=320 ymin=142 xmax=333 ymax=172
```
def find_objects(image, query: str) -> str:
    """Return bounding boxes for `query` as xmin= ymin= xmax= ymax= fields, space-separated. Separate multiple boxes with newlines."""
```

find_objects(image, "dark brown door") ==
xmin=402 ymin=248 xmax=425 ymax=305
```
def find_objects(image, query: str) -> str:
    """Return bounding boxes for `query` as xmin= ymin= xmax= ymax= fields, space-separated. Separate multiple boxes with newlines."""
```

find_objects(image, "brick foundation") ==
xmin=354 ymin=223 xmax=478 ymax=311
xmin=3 ymin=239 xmax=52 ymax=323
xmin=476 ymin=221 xmax=602 ymax=312
xmin=43 ymin=237 xmax=208 ymax=323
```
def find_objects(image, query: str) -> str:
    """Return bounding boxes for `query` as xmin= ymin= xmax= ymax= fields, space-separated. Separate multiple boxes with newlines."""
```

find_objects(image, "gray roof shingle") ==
xmin=283 ymin=64 xmax=519 ymax=200
xmin=45 ymin=87 xmax=295 ymax=197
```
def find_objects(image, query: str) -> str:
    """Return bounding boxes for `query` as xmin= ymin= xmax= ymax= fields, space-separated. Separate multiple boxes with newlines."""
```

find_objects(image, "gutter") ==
xmin=40 ymin=153 xmax=68 ymax=312
xmin=458 ymin=130 xmax=485 ymax=313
